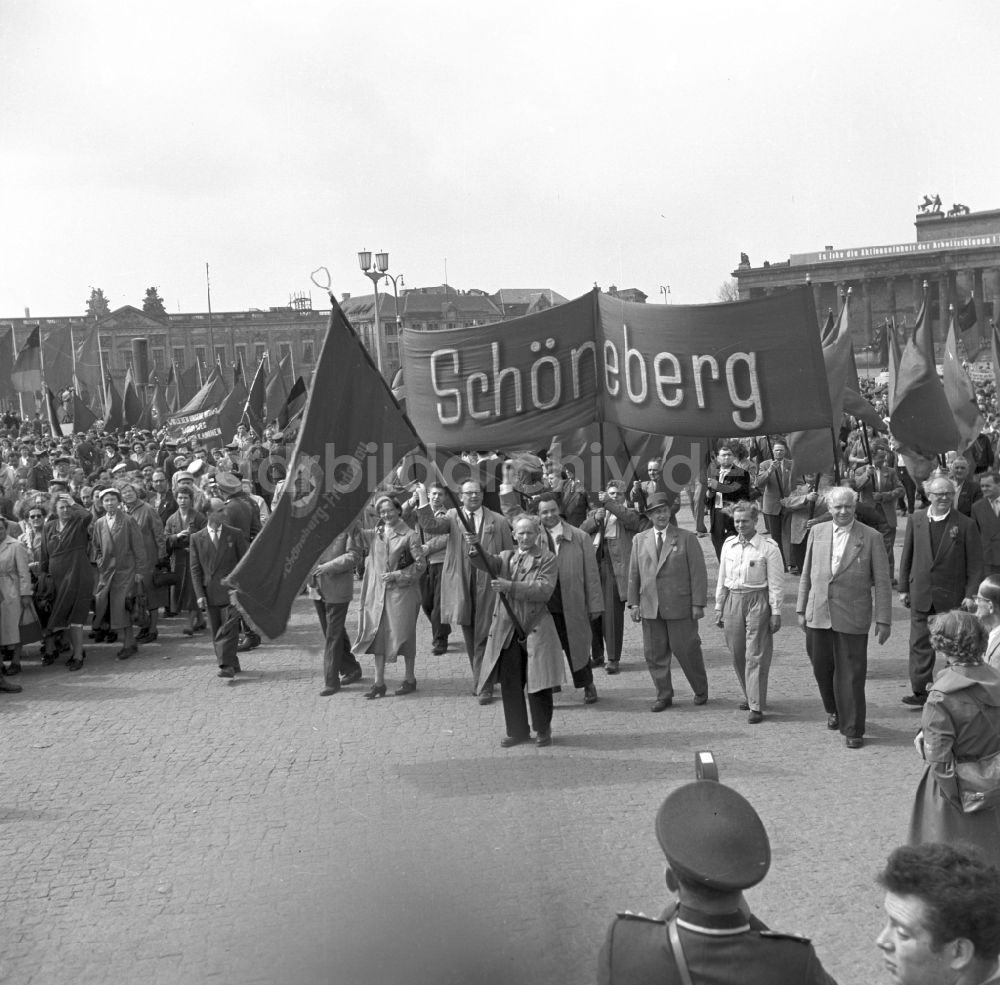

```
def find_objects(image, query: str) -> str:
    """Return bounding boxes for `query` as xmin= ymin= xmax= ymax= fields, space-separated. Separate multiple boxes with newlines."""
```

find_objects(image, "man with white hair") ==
xmin=797 ymin=485 xmax=892 ymax=749
xmin=898 ymin=475 xmax=982 ymax=707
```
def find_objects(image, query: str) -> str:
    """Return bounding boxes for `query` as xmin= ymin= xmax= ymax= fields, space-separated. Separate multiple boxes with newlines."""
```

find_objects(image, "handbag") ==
xmin=19 ymin=601 xmax=43 ymax=645
xmin=956 ymin=749 xmax=1000 ymax=814
xmin=394 ymin=543 xmax=416 ymax=572
xmin=152 ymin=561 xmax=180 ymax=588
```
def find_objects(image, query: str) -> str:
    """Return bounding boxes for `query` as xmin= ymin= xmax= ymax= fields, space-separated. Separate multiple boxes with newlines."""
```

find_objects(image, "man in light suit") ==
xmin=190 ymin=498 xmax=249 ymax=679
xmin=796 ymin=486 xmax=892 ymax=749
xmin=853 ymin=440 xmax=904 ymax=585
xmin=898 ymin=475 xmax=983 ymax=706
xmin=971 ymin=472 xmax=1000 ymax=576
xmin=627 ymin=491 xmax=709 ymax=712
xmin=417 ymin=479 xmax=514 ymax=704
xmin=753 ymin=437 xmax=793 ymax=568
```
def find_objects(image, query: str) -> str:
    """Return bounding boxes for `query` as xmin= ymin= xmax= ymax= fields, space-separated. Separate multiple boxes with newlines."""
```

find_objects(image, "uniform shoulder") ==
xmin=758 ymin=929 xmax=814 ymax=944
xmin=612 ymin=911 xmax=666 ymax=925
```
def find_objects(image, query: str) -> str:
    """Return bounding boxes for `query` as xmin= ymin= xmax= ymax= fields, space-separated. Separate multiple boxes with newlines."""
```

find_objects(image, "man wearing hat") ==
xmin=627 ymin=490 xmax=709 ymax=711
xmin=597 ymin=780 xmax=837 ymax=984
xmin=216 ymin=469 xmax=262 ymax=652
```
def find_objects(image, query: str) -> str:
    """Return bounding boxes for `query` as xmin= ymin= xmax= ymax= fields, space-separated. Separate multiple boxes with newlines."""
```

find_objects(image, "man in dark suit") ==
xmin=190 ymin=498 xmax=249 ymax=679
xmin=972 ymin=472 xmax=1000 ymax=576
xmin=149 ymin=470 xmax=177 ymax=526
xmin=796 ymin=487 xmax=892 ymax=748
xmin=853 ymin=440 xmax=904 ymax=585
xmin=705 ymin=444 xmax=751 ymax=559
xmin=950 ymin=455 xmax=982 ymax=517
xmin=898 ymin=475 xmax=983 ymax=705
xmin=627 ymin=491 xmax=709 ymax=711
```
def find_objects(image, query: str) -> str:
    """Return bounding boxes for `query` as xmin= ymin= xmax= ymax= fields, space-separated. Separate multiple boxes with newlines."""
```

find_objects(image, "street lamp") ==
xmin=659 ymin=285 xmax=671 ymax=304
xmin=382 ymin=271 xmax=405 ymax=337
xmin=358 ymin=249 xmax=390 ymax=374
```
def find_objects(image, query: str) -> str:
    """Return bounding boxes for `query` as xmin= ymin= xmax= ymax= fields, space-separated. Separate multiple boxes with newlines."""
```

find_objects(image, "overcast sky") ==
xmin=2 ymin=0 xmax=997 ymax=318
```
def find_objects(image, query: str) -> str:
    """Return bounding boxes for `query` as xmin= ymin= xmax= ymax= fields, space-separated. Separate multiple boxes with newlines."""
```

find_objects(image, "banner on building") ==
xmin=400 ymin=287 xmax=831 ymax=451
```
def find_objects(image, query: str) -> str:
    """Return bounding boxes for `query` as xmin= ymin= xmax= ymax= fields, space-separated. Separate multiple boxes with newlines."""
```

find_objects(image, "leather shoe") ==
xmin=431 ymin=644 xmax=446 ymax=655
xmin=340 ymin=667 xmax=363 ymax=686
xmin=237 ymin=632 xmax=261 ymax=652
xmin=0 ymin=676 xmax=22 ymax=693
xmin=320 ymin=686 xmax=340 ymax=696
xmin=651 ymin=698 xmax=673 ymax=712
xmin=846 ymin=737 xmax=864 ymax=749
xmin=535 ymin=731 xmax=552 ymax=747
xmin=217 ymin=667 xmax=235 ymax=679
xmin=478 ymin=688 xmax=494 ymax=706
xmin=739 ymin=702 xmax=750 ymax=711
xmin=606 ymin=661 xmax=620 ymax=675
xmin=500 ymin=735 xmax=529 ymax=748
xmin=693 ymin=694 xmax=708 ymax=706
xmin=394 ymin=679 xmax=417 ymax=696
xmin=583 ymin=683 xmax=598 ymax=704
xmin=748 ymin=710 xmax=764 ymax=724
xmin=116 ymin=645 xmax=137 ymax=660
xmin=902 ymin=693 xmax=927 ymax=707
xmin=826 ymin=713 xmax=840 ymax=730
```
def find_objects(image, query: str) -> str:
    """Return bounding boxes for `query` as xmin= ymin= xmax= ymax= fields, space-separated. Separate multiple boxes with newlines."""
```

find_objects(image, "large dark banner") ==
xmin=401 ymin=286 xmax=830 ymax=451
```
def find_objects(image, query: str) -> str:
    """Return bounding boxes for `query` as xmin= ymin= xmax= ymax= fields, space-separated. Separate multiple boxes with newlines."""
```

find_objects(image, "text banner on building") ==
xmin=401 ymin=286 xmax=831 ymax=450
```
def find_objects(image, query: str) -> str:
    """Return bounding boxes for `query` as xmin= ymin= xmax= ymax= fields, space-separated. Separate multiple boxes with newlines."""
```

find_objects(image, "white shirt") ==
xmin=549 ymin=521 xmax=564 ymax=554
xmin=831 ymin=520 xmax=855 ymax=573
xmin=715 ymin=531 xmax=783 ymax=611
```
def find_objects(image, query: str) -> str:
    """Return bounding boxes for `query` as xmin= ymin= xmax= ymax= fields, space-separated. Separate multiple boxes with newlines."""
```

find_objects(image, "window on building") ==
xmin=279 ymin=342 xmax=292 ymax=362
xmin=235 ymin=344 xmax=247 ymax=370
xmin=172 ymin=347 xmax=185 ymax=369
xmin=214 ymin=346 xmax=226 ymax=367
xmin=254 ymin=344 xmax=266 ymax=365
xmin=194 ymin=346 xmax=206 ymax=368
xmin=302 ymin=340 xmax=314 ymax=363
xmin=152 ymin=348 xmax=165 ymax=371
xmin=123 ymin=350 xmax=133 ymax=371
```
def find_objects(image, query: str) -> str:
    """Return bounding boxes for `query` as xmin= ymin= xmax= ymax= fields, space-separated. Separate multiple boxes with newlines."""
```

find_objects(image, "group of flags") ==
xmin=6 ymin=323 xmax=307 ymax=441
xmin=790 ymin=291 xmax=990 ymax=478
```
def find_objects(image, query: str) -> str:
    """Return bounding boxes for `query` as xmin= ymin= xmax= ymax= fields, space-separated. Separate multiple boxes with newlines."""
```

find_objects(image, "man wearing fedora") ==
xmin=215 ymin=469 xmax=262 ymax=652
xmin=627 ymin=491 xmax=709 ymax=711
xmin=598 ymin=779 xmax=837 ymax=983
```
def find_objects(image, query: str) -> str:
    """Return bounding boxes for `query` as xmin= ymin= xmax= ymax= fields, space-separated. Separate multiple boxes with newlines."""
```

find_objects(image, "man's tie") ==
xmin=656 ymin=530 xmax=664 ymax=557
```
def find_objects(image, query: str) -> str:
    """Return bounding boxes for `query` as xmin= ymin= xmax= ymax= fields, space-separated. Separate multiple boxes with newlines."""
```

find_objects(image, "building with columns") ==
xmin=733 ymin=206 xmax=1000 ymax=347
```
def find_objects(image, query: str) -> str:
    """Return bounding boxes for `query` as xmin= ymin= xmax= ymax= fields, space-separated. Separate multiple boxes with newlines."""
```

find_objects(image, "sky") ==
xmin=2 ymin=0 xmax=998 ymax=318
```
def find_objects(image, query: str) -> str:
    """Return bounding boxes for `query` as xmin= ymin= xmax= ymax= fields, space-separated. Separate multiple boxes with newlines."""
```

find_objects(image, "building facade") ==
xmin=733 ymin=206 xmax=1000 ymax=346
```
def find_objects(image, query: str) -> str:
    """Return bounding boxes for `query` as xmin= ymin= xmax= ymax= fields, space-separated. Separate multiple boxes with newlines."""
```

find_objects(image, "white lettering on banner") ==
xmin=427 ymin=329 xmax=764 ymax=431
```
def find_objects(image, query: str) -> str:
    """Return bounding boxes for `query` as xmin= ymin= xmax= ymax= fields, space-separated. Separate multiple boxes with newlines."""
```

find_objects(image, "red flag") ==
xmin=958 ymin=296 xmax=980 ymax=360
xmin=243 ymin=358 xmax=266 ymax=436
xmin=226 ymin=296 xmax=421 ymax=638
xmin=788 ymin=305 xmax=851 ymax=477
xmin=41 ymin=324 xmax=74 ymax=393
xmin=943 ymin=313 xmax=984 ymax=452
xmin=280 ymin=376 xmax=307 ymax=428
xmin=172 ymin=365 xmax=226 ymax=418
xmin=12 ymin=327 xmax=42 ymax=393
xmin=887 ymin=317 xmax=906 ymax=411
xmin=71 ymin=391 xmax=98 ymax=433
xmin=44 ymin=386 xmax=63 ymax=437
xmin=889 ymin=295 xmax=960 ymax=455
xmin=74 ymin=320 xmax=102 ymax=411
xmin=122 ymin=366 xmax=144 ymax=427
xmin=265 ymin=354 xmax=291 ymax=425
xmin=104 ymin=374 xmax=124 ymax=432
xmin=844 ymin=338 xmax=885 ymax=431
xmin=150 ymin=383 xmax=171 ymax=428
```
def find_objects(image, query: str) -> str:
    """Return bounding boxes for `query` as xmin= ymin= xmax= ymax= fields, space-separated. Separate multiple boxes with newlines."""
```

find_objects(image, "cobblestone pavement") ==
xmin=2 ymin=514 xmax=926 ymax=985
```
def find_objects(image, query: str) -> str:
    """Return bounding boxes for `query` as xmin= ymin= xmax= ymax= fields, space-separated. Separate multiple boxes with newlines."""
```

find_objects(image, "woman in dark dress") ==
xmin=909 ymin=609 xmax=1000 ymax=865
xmin=40 ymin=494 xmax=94 ymax=671
xmin=163 ymin=488 xmax=206 ymax=635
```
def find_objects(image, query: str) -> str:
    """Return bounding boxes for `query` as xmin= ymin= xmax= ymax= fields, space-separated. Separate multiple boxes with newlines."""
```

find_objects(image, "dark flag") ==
xmin=280 ymin=376 xmax=307 ymax=428
xmin=44 ymin=386 xmax=63 ymax=437
xmin=173 ymin=365 xmax=226 ymax=418
xmin=177 ymin=363 xmax=200 ymax=407
xmin=71 ymin=391 xmax=98 ymax=433
xmin=150 ymin=382 xmax=171 ymax=427
xmin=12 ymin=327 xmax=42 ymax=393
xmin=41 ymin=324 xmax=74 ymax=394
xmin=226 ymin=296 xmax=421 ymax=638
xmin=958 ymin=296 xmax=980 ymax=360
xmin=216 ymin=375 xmax=249 ymax=445
xmin=942 ymin=312 xmax=983 ymax=451
xmin=845 ymin=343 xmax=885 ymax=431
xmin=265 ymin=354 xmax=292 ymax=425
xmin=104 ymin=374 xmax=124 ymax=433
xmin=233 ymin=355 xmax=245 ymax=390
xmin=243 ymin=358 xmax=267 ymax=436
xmin=122 ymin=366 xmax=144 ymax=427
xmin=0 ymin=327 xmax=17 ymax=410
xmin=166 ymin=365 xmax=180 ymax=413
xmin=889 ymin=295 xmax=960 ymax=454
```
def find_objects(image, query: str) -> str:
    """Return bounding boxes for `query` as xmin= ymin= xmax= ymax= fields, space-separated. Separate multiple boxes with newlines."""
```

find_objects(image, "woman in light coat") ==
xmin=472 ymin=513 xmax=564 ymax=747
xmin=0 ymin=530 xmax=34 ymax=675
xmin=354 ymin=495 xmax=426 ymax=699
xmin=909 ymin=609 xmax=1000 ymax=865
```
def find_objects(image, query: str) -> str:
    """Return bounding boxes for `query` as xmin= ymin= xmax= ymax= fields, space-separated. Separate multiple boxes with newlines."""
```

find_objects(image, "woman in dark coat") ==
xmin=40 ymin=494 xmax=94 ymax=671
xmin=909 ymin=609 xmax=1000 ymax=864
xmin=163 ymin=487 xmax=206 ymax=635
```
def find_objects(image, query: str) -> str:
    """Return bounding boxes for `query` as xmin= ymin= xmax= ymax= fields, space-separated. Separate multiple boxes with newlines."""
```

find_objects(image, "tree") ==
xmin=142 ymin=286 xmax=167 ymax=319
xmin=86 ymin=287 xmax=111 ymax=319
xmin=717 ymin=278 xmax=740 ymax=302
